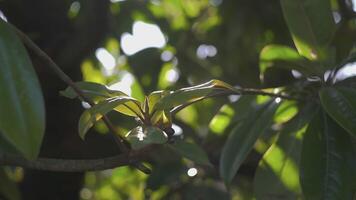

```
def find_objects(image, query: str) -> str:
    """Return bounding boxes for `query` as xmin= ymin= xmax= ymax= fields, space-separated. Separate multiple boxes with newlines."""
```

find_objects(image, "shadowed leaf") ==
xmin=319 ymin=87 xmax=356 ymax=137
xmin=169 ymin=140 xmax=211 ymax=166
xmin=300 ymin=111 xmax=356 ymax=199
xmin=0 ymin=19 xmax=45 ymax=159
xmin=220 ymin=100 xmax=279 ymax=184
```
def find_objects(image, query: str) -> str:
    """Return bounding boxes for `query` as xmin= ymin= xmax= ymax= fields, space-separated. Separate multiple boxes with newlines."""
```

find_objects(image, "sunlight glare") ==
xmin=352 ymin=0 xmax=356 ymax=12
xmin=172 ymin=124 xmax=183 ymax=136
xmin=166 ymin=68 xmax=179 ymax=83
xmin=336 ymin=62 xmax=356 ymax=81
xmin=0 ymin=10 xmax=7 ymax=21
xmin=197 ymin=44 xmax=217 ymax=59
xmin=121 ymin=21 xmax=166 ymax=55
xmin=108 ymin=72 xmax=134 ymax=95
xmin=95 ymin=48 xmax=116 ymax=76
xmin=187 ymin=168 xmax=198 ymax=177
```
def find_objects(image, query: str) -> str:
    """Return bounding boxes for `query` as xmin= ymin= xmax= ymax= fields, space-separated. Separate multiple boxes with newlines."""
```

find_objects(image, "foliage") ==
xmin=1 ymin=0 xmax=356 ymax=199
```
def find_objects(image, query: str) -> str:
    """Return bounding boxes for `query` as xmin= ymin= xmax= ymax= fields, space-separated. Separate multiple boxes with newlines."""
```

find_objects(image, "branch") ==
xmin=10 ymin=23 xmax=150 ymax=174
xmin=0 ymin=147 xmax=152 ymax=172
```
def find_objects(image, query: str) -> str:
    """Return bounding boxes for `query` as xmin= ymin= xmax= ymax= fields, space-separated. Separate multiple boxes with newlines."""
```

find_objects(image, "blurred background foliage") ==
xmin=0 ymin=0 xmax=356 ymax=199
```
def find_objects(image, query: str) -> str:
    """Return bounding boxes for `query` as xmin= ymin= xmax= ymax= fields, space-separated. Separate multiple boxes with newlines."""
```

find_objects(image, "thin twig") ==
xmin=11 ymin=23 xmax=150 ymax=173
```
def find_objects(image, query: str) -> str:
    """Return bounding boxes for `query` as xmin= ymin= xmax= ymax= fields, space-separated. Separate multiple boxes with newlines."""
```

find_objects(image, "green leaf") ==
xmin=300 ymin=111 xmax=356 ymax=199
xmin=168 ymin=140 xmax=211 ymax=166
xmin=147 ymin=90 xmax=170 ymax=114
xmin=220 ymin=100 xmax=279 ymax=184
xmin=61 ymin=82 xmax=142 ymax=117
xmin=254 ymin=103 xmax=318 ymax=199
xmin=153 ymin=79 xmax=237 ymax=112
xmin=260 ymin=44 xmax=320 ymax=76
xmin=319 ymin=87 xmax=356 ymax=137
xmin=78 ymin=96 xmax=141 ymax=139
xmin=280 ymin=0 xmax=335 ymax=61
xmin=60 ymin=81 xmax=127 ymax=102
xmin=0 ymin=168 xmax=21 ymax=200
xmin=126 ymin=126 xmax=168 ymax=150
xmin=0 ymin=19 xmax=45 ymax=159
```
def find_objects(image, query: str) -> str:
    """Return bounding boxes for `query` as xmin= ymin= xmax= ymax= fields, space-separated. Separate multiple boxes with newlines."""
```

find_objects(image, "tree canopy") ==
xmin=1 ymin=0 xmax=356 ymax=199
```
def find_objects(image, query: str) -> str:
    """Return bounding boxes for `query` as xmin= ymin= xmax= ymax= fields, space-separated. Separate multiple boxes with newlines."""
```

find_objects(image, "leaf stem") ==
xmin=171 ymin=89 xmax=302 ymax=115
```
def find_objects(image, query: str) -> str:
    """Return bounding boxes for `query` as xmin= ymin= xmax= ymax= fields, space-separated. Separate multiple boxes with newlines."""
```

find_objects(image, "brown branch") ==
xmin=10 ymin=22 xmax=151 ymax=174
xmin=0 ymin=146 xmax=153 ymax=172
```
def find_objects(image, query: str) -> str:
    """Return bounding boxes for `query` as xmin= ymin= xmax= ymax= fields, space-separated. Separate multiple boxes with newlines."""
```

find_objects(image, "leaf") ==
xmin=0 ymin=19 xmax=45 ymax=159
xmin=280 ymin=0 xmax=335 ymax=61
xmin=147 ymin=90 xmax=171 ymax=114
xmin=60 ymin=81 xmax=127 ymax=102
xmin=78 ymin=96 xmax=142 ymax=139
xmin=300 ymin=111 xmax=356 ymax=199
xmin=126 ymin=126 xmax=168 ymax=150
xmin=260 ymin=44 xmax=321 ymax=76
xmin=220 ymin=100 xmax=279 ymax=184
xmin=319 ymin=87 xmax=356 ymax=137
xmin=254 ymin=103 xmax=318 ymax=199
xmin=0 ymin=168 xmax=21 ymax=200
xmin=153 ymin=79 xmax=238 ymax=112
xmin=168 ymin=140 xmax=211 ymax=166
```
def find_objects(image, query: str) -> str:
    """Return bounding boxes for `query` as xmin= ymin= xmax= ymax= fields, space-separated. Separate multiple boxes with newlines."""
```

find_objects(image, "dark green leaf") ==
xmin=126 ymin=126 xmax=168 ymax=150
xmin=169 ymin=140 xmax=211 ymax=166
xmin=280 ymin=0 xmax=335 ymax=61
xmin=60 ymin=81 xmax=127 ymax=101
xmin=254 ymin=103 xmax=318 ymax=199
xmin=0 ymin=19 xmax=45 ymax=159
xmin=319 ymin=87 xmax=356 ymax=137
xmin=153 ymin=79 xmax=237 ymax=112
xmin=260 ymin=44 xmax=321 ymax=76
xmin=300 ymin=111 xmax=356 ymax=199
xmin=220 ymin=100 xmax=279 ymax=184
xmin=78 ymin=96 xmax=141 ymax=139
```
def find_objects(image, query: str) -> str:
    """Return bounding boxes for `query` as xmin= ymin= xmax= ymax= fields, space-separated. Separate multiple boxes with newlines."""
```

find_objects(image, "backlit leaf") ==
xmin=260 ymin=44 xmax=321 ymax=76
xmin=280 ymin=0 xmax=335 ymax=61
xmin=78 ymin=96 xmax=142 ymax=139
xmin=153 ymin=79 xmax=238 ymax=112
xmin=254 ymin=103 xmax=318 ymax=199
xmin=60 ymin=81 xmax=127 ymax=102
xmin=126 ymin=126 xmax=168 ymax=150
xmin=0 ymin=168 xmax=21 ymax=200
xmin=0 ymin=19 xmax=45 ymax=159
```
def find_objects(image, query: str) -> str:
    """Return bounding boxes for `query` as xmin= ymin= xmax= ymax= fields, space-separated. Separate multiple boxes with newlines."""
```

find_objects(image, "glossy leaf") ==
xmin=169 ymin=140 xmax=211 ymax=166
xmin=319 ymin=87 xmax=356 ymax=137
xmin=220 ymin=100 xmax=279 ymax=184
xmin=260 ymin=44 xmax=320 ymax=76
xmin=0 ymin=19 xmax=45 ymax=159
xmin=280 ymin=0 xmax=335 ymax=61
xmin=78 ymin=96 xmax=141 ymax=139
xmin=126 ymin=126 xmax=168 ymax=150
xmin=153 ymin=79 xmax=238 ymax=112
xmin=300 ymin=112 xmax=356 ymax=199
xmin=254 ymin=103 xmax=318 ymax=199
xmin=60 ymin=81 xmax=127 ymax=102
